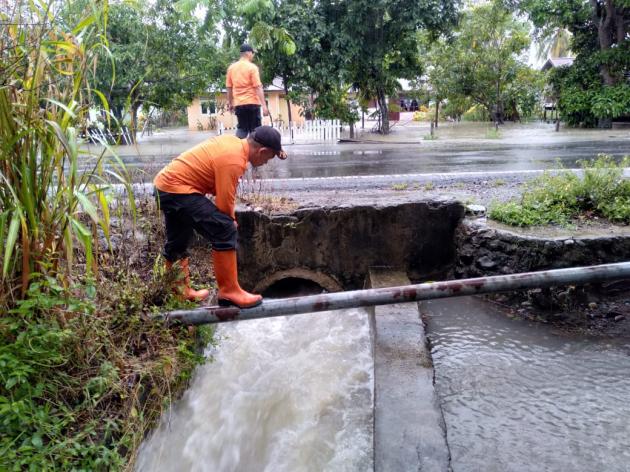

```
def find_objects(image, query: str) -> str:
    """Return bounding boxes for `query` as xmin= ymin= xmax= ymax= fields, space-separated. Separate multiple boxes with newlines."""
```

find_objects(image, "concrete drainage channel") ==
xmin=234 ymin=200 xmax=630 ymax=471
xmin=144 ymin=201 xmax=630 ymax=471
xmin=366 ymin=268 xmax=450 ymax=471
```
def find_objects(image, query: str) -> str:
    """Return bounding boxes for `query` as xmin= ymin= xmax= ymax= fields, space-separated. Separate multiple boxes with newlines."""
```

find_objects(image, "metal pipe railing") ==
xmin=156 ymin=262 xmax=630 ymax=326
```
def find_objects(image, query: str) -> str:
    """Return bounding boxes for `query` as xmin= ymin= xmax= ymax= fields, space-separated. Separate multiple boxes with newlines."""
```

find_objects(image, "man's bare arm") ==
xmin=227 ymin=87 xmax=233 ymax=111
xmin=256 ymin=86 xmax=269 ymax=116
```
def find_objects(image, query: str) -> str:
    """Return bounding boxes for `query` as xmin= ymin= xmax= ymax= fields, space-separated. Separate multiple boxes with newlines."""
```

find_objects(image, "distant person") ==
xmin=226 ymin=44 xmax=270 ymax=138
xmin=400 ymin=99 xmax=407 ymax=111
xmin=411 ymin=99 xmax=418 ymax=112
xmin=153 ymin=126 xmax=287 ymax=307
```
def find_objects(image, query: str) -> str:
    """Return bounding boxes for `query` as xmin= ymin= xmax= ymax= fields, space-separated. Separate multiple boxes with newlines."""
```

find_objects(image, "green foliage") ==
xmin=444 ymin=0 xmax=532 ymax=122
xmin=340 ymin=0 xmax=460 ymax=133
xmin=518 ymin=0 xmax=630 ymax=127
xmin=0 ymin=1 xmax=134 ymax=302
xmin=94 ymin=0 xmax=222 ymax=131
xmin=0 ymin=269 xmax=211 ymax=470
xmin=490 ymin=155 xmax=630 ymax=226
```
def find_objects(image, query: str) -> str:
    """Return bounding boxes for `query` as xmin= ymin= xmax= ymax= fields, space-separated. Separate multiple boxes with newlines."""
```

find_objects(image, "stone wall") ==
xmin=236 ymin=201 xmax=465 ymax=291
xmin=455 ymin=219 xmax=630 ymax=278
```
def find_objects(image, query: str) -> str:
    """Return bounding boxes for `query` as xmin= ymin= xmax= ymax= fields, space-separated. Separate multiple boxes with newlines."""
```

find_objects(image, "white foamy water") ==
xmin=135 ymin=309 xmax=373 ymax=472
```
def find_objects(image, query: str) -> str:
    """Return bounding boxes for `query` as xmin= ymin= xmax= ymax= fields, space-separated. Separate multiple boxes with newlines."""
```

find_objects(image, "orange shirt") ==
xmin=225 ymin=59 xmax=262 ymax=106
xmin=154 ymin=135 xmax=249 ymax=219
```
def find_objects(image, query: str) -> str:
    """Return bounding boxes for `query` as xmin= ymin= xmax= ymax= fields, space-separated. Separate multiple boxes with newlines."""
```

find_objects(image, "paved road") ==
xmin=89 ymin=122 xmax=630 ymax=181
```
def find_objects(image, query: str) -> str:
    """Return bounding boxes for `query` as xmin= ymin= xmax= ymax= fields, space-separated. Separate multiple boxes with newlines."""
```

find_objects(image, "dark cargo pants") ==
xmin=155 ymin=190 xmax=237 ymax=262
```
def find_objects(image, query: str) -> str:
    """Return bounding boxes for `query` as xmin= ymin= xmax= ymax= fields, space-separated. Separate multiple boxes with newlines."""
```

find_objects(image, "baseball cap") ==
xmin=240 ymin=43 xmax=255 ymax=53
xmin=251 ymin=126 xmax=286 ymax=159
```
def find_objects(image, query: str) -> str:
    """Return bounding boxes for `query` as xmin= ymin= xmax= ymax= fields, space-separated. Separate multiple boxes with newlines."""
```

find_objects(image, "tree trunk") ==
xmin=130 ymin=101 xmax=140 ymax=144
xmin=283 ymin=81 xmax=293 ymax=141
xmin=284 ymin=81 xmax=293 ymax=124
xmin=350 ymin=122 xmax=355 ymax=139
xmin=590 ymin=0 xmax=617 ymax=87
xmin=434 ymin=99 xmax=440 ymax=128
xmin=377 ymin=89 xmax=389 ymax=134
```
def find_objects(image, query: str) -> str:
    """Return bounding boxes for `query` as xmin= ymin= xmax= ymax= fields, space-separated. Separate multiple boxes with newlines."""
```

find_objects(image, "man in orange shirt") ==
xmin=226 ymin=44 xmax=270 ymax=138
xmin=154 ymin=126 xmax=287 ymax=308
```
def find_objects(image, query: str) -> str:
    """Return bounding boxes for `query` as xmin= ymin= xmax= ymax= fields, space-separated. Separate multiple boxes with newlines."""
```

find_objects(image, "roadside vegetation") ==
xmin=490 ymin=156 xmax=630 ymax=227
xmin=0 ymin=3 xmax=210 ymax=470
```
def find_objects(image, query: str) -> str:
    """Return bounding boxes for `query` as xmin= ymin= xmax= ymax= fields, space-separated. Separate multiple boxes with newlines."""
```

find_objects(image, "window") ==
xmin=200 ymin=100 xmax=216 ymax=115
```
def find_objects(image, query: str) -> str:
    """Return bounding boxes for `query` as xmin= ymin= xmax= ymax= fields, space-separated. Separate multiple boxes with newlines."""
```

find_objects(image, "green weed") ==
xmin=392 ymin=183 xmax=409 ymax=191
xmin=489 ymin=155 xmax=630 ymax=226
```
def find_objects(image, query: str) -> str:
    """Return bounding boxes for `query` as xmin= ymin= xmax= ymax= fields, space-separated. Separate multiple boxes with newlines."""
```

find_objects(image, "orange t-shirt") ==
xmin=153 ymin=135 xmax=249 ymax=219
xmin=225 ymin=59 xmax=262 ymax=106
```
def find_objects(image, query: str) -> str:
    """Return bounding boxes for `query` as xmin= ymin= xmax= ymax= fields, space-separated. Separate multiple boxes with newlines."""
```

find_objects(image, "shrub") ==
xmin=490 ymin=155 xmax=630 ymax=226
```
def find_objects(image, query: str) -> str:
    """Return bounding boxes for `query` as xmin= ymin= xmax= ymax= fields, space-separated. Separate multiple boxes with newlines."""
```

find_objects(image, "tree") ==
xmin=94 ymin=0 xmax=220 ymax=139
xmin=517 ymin=0 xmax=630 ymax=127
xmin=338 ymin=0 xmax=460 ymax=134
xmin=448 ymin=0 xmax=531 ymax=124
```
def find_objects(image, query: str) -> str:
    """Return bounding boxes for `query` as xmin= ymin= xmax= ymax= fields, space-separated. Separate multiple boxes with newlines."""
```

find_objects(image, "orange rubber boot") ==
xmin=165 ymin=258 xmax=210 ymax=302
xmin=212 ymin=250 xmax=262 ymax=308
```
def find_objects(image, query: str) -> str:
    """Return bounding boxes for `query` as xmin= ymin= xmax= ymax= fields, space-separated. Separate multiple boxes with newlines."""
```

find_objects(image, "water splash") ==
xmin=136 ymin=309 xmax=373 ymax=472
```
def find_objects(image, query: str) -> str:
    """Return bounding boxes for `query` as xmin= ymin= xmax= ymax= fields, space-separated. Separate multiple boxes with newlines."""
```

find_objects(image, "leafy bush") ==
xmin=490 ymin=155 xmax=630 ymax=226
xmin=0 ymin=268 xmax=212 ymax=471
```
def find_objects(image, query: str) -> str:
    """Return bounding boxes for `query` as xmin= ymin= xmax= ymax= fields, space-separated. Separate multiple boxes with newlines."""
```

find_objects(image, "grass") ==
xmin=0 ymin=4 xmax=214 ymax=469
xmin=391 ymin=183 xmax=409 ymax=191
xmin=423 ymin=134 xmax=438 ymax=140
xmin=1 ymin=194 xmax=216 ymax=471
xmin=489 ymin=155 xmax=630 ymax=226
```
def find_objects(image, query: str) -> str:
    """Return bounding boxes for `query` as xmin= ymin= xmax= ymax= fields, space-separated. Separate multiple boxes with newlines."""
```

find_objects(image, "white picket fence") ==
xmin=284 ymin=119 xmax=341 ymax=143
xmin=217 ymin=119 xmax=342 ymax=143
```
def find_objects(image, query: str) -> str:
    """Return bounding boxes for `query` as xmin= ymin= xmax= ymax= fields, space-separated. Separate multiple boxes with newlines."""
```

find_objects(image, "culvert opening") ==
xmin=261 ymin=277 xmax=326 ymax=298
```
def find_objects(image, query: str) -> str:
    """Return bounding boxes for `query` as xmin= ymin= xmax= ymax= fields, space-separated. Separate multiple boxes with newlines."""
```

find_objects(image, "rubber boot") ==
xmin=165 ymin=258 xmax=210 ymax=302
xmin=212 ymin=250 xmax=262 ymax=308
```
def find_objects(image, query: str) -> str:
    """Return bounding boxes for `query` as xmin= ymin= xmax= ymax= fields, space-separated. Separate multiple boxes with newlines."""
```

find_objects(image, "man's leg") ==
xmin=234 ymin=106 xmax=249 ymax=138
xmin=182 ymin=194 xmax=262 ymax=308
xmin=235 ymin=105 xmax=262 ymax=137
xmin=158 ymin=191 xmax=209 ymax=301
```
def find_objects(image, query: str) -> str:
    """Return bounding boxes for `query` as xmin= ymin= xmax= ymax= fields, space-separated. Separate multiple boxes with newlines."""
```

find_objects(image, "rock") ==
xmin=588 ymin=302 xmax=598 ymax=310
xmin=615 ymin=315 xmax=626 ymax=322
xmin=606 ymin=310 xmax=623 ymax=319
xmin=466 ymin=204 xmax=486 ymax=217
xmin=477 ymin=256 xmax=497 ymax=269
xmin=564 ymin=239 xmax=575 ymax=246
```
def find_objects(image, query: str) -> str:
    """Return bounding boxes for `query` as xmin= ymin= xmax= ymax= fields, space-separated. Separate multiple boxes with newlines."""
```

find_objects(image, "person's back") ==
xmin=226 ymin=59 xmax=262 ymax=107
xmin=226 ymin=44 xmax=269 ymax=138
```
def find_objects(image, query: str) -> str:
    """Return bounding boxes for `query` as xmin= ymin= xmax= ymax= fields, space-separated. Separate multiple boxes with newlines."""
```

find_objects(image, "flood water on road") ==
xmin=425 ymin=296 xmax=630 ymax=472
xmin=87 ymin=122 xmax=630 ymax=181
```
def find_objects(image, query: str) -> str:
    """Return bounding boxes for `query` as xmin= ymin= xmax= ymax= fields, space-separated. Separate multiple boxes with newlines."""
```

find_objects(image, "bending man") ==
xmin=226 ymin=43 xmax=270 ymax=138
xmin=154 ymin=126 xmax=287 ymax=308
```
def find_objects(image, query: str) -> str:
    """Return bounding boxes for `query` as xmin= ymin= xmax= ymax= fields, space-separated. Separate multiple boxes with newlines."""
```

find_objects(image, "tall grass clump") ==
xmin=490 ymin=155 xmax=630 ymax=226
xmin=0 ymin=2 xmax=209 ymax=469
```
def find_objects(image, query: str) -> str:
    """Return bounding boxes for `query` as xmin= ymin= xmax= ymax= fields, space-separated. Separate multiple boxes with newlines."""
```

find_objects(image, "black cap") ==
xmin=240 ymin=43 xmax=255 ymax=53
xmin=251 ymin=126 xmax=286 ymax=158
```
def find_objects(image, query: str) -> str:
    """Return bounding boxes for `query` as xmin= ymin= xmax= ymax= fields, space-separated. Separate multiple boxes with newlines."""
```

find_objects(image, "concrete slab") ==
xmin=367 ymin=268 xmax=450 ymax=472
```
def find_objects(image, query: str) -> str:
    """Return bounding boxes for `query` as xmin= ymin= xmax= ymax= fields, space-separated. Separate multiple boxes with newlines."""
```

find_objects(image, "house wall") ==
xmin=187 ymin=92 xmax=304 ymax=131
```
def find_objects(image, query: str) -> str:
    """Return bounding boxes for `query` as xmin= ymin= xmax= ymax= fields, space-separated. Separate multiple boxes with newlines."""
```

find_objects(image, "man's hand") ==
xmin=233 ymin=219 xmax=239 ymax=229
xmin=278 ymin=150 xmax=288 ymax=160
xmin=262 ymin=106 xmax=270 ymax=117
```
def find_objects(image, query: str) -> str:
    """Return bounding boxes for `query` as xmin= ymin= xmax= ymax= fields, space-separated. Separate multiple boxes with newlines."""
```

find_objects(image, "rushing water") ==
xmin=135 ymin=309 xmax=373 ymax=472
xmin=426 ymin=296 xmax=630 ymax=472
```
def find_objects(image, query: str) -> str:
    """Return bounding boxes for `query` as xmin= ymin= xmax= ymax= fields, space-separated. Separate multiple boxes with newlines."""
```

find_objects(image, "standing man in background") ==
xmin=226 ymin=44 xmax=270 ymax=138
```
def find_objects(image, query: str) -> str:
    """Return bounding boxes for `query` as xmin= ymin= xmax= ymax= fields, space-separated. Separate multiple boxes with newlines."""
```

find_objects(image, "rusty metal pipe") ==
xmin=156 ymin=262 xmax=630 ymax=326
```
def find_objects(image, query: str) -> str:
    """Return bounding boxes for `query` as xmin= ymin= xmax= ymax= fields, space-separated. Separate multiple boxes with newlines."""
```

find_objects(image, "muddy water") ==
xmin=425 ymin=296 xmax=630 ymax=472
xmin=135 ymin=309 xmax=373 ymax=472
